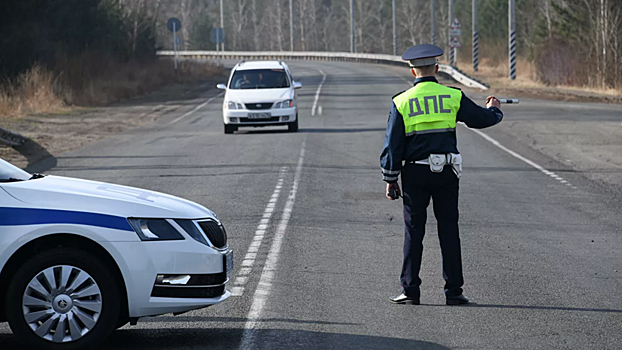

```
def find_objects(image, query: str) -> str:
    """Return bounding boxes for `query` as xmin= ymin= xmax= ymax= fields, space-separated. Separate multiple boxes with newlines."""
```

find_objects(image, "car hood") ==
xmin=2 ymin=175 xmax=217 ymax=220
xmin=226 ymin=88 xmax=292 ymax=104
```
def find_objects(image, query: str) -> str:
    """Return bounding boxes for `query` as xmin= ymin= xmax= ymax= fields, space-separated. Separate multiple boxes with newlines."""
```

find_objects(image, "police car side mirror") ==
xmin=293 ymin=81 xmax=302 ymax=89
xmin=216 ymin=83 xmax=227 ymax=90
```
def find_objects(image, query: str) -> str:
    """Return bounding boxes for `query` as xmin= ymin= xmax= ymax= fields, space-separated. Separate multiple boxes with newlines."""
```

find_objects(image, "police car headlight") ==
xmin=226 ymin=101 xmax=243 ymax=110
xmin=275 ymin=100 xmax=293 ymax=108
xmin=174 ymin=219 xmax=209 ymax=246
xmin=128 ymin=218 xmax=184 ymax=241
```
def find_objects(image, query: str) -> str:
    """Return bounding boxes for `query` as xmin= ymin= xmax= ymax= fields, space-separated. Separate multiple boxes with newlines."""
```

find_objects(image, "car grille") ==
xmin=239 ymin=117 xmax=281 ymax=123
xmin=198 ymin=221 xmax=227 ymax=249
xmin=245 ymin=102 xmax=273 ymax=110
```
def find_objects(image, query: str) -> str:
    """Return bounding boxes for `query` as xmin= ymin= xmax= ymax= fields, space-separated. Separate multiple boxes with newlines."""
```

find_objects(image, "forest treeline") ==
xmin=1 ymin=0 xmax=621 ymax=90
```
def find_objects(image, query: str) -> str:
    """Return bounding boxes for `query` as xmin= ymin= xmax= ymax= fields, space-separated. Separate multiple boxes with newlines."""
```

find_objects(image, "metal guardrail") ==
xmin=156 ymin=50 xmax=489 ymax=91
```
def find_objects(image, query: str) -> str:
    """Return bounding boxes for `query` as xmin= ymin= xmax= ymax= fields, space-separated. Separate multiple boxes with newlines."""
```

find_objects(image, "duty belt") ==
xmin=409 ymin=153 xmax=462 ymax=179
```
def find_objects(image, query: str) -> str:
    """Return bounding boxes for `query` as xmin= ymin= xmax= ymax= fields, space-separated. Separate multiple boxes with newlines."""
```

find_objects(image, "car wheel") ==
xmin=224 ymin=124 xmax=237 ymax=134
xmin=288 ymin=116 xmax=299 ymax=133
xmin=6 ymin=248 xmax=120 ymax=350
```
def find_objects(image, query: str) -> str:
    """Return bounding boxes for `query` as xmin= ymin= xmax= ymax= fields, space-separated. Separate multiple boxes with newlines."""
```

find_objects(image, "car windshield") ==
xmin=229 ymin=69 xmax=290 ymax=90
xmin=0 ymin=158 xmax=31 ymax=182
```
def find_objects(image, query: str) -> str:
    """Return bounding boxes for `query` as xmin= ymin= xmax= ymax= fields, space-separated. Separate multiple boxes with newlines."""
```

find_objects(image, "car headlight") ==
xmin=128 ymin=218 xmax=184 ymax=241
xmin=174 ymin=219 xmax=209 ymax=246
xmin=274 ymin=100 xmax=294 ymax=108
xmin=226 ymin=101 xmax=244 ymax=109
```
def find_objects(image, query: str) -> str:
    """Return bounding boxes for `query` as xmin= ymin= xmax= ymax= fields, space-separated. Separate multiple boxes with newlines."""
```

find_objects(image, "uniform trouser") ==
xmin=400 ymin=163 xmax=464 ymax=298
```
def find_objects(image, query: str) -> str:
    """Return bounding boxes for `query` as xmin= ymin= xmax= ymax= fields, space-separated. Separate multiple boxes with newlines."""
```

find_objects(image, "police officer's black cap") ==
xmin=401 ymin=44 xmax=444 ymax=67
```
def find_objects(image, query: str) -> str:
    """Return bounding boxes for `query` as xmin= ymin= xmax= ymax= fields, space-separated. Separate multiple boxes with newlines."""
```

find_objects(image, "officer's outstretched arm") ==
xmin=380 ymin=103 xmax=405 ymax=183
xmin=456 ymin=92 xmax=503 ymax=129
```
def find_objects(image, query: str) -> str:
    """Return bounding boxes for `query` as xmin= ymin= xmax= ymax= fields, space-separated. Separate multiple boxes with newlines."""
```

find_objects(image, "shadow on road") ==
xmin=0 ymin=328 xmax=451 ymax=350
xmin=238 ymin=127 xmax=385 ymax=135
xmin=423 ymin=303 xmax=622 ymax=314
xmin=138 ymin=316 xmax=360 ymax=326
xmin=100 ymin=328 xmax=449 ymax=350
xmin=13 ymin=139 xmax=58 ymax=173
xmin=50 ymin=162 xmax=378 ymax=173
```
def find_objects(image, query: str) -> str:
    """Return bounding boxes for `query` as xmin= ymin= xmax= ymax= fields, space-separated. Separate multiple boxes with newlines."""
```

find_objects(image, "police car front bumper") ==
xmin=105 ymin=239 xmax=232 ymax=317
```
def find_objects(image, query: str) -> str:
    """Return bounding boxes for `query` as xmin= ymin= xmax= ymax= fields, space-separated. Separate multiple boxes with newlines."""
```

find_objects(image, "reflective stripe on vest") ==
xmin=393 ymin=82 xmax=461 ymax=136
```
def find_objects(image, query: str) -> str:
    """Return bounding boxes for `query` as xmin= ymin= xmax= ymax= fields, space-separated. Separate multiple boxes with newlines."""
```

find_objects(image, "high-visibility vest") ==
xmin=393 ymin=82 xmax=461 ymax=136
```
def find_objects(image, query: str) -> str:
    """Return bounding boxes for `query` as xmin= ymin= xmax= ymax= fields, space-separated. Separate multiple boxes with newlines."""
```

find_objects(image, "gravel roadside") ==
xmin=0 ymin=79 xmax=221 ymax=169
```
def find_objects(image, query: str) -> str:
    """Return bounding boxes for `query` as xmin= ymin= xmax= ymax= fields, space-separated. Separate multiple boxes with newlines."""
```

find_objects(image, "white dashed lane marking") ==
xmin=240 ymin=140 xmax=306 ymax=350
xmin=311 ymin=70 xmax=327 ymax=116
xmin=230 ymin=167 xmax=287 ymax=297
xmin=167 ymin=92 xmax=224 ymax=125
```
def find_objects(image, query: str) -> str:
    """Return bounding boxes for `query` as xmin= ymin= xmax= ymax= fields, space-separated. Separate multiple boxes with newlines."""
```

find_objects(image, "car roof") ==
xmin=234 ymin=60 xmax=287 ymax=71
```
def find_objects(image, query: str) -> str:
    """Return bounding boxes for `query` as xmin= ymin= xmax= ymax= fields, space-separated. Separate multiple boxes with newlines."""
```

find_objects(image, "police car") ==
xmin=0 ymin=158 xmax=232 ymax=349
xmin=217 ymin=60 xmax=302 ymax=134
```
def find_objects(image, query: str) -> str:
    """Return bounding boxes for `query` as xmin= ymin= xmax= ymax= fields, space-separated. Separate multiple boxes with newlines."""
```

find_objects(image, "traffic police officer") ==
xmin=381 ymin=44 xmax=503 ymax=305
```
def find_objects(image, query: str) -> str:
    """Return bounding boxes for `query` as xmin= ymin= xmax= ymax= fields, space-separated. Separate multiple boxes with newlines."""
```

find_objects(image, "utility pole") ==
xmin=350 ymin=0 xmax=355 ymax=53
xmin=220 ymin=0 xmax=225 ymax=51
xmin=508 ymin=0 xmax=516 ymax=79
xmin=431 ymin=0 xmax=436 ymax=46
xmin=472 ymin=0 xmax=478 ymax=71
xmin=392 ymin=0 xmax=398 ymax=56
xmin=173 ymin=22 xmax=178 ymax=71
xmin=290 ymin=0 xmax=294 ymax=51
xmin=448 ymin=0 xmax=454 ymax=65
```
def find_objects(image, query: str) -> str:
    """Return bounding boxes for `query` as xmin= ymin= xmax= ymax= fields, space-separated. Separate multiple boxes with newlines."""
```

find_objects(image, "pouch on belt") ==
xmin=425 ymin=153 xmax=462 ymax=179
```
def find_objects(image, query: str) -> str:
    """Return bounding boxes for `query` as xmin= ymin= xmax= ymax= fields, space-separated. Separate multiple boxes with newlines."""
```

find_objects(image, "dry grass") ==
xmin=456 ymin=57 xmax=622 ymax=98
xmin=0 ymin=65 xmax=68 ymax=119
xmin=0 ymin=54 xmax=222 ymax=119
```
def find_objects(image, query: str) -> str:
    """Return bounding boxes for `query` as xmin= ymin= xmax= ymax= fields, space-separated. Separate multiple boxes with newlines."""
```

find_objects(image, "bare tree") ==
xmin=250 ymin=0 xmax=264 ymax=50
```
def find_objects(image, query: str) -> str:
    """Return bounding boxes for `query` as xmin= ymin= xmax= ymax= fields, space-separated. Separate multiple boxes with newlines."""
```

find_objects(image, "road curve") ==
xmin=1 ymin=60 xmax=621 ymax=350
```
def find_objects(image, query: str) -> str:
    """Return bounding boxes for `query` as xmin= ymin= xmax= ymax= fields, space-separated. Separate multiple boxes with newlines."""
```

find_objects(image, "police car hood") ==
xmin=226 ymin=88 xmax=292 ymax=104
xmin=2 ymin=175 xmax=216 ymax=220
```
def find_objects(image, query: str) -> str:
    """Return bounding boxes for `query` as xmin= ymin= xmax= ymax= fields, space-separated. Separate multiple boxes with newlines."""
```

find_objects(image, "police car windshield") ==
xmin=0 ymin=158 xmax=31 ymax=182
xmin=230 ymin=69 xmax=290 ymax=90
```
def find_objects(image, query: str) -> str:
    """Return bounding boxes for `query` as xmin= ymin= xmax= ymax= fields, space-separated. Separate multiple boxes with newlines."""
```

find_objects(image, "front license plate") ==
xmin=247 ymin=113 xmax=271 ymax=119
xmin=224 ymin=251 xmax=233 ymax=277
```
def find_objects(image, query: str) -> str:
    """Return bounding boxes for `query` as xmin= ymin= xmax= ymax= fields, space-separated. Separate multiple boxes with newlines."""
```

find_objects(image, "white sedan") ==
xmin=0 ymin=158 xmax=232 ymax=348
xmin=218 ymin=60 xmax=302 ymax=134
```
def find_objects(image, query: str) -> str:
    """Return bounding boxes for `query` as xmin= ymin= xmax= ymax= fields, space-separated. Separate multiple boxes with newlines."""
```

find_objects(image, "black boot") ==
xmin=446 ymin=294 xmax=471 ymax=305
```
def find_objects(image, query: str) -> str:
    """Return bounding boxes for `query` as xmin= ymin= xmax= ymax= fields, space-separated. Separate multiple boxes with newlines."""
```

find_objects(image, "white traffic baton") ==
xmin=498 ymin=99 xmax=519 ymax=104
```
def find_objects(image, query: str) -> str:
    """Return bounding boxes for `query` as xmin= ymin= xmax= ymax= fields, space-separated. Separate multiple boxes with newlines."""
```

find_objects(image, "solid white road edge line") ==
xmin=167 ymin=92 xmax=224 ymax=125
xmin=468 ymin=128 xmax=577 ymax=189
xmin=311 ymin=70 xmax=327 ymax=116
xmin=230 ymin=168 xmax=288 ymax=297
xmin=239 ymin=140 xmax=306 ymax=350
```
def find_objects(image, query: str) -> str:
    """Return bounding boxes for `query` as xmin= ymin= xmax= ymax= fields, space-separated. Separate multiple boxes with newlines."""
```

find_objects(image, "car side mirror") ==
xmin=216 ymin=83 xmax=227 ymax=90
xmin=293 ymin=81 xmax=302 ymax=89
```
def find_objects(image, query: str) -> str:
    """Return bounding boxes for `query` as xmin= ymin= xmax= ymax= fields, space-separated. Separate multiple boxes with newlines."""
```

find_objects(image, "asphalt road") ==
xmin=2 ymin=60 xmax=622 ymax=349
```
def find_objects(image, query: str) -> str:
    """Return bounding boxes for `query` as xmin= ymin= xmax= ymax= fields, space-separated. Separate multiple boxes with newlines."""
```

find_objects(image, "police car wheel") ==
xmin=288 ymin=116 xmax=298 ymax=132
xmin=5 ymin=248 xmax=120 ymax=350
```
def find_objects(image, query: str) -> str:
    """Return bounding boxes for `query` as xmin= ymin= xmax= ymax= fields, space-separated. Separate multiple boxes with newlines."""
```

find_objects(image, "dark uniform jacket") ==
xmin=380 ymin=76 xmax=503 ymax=183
